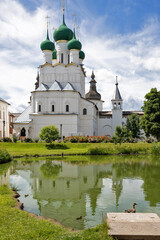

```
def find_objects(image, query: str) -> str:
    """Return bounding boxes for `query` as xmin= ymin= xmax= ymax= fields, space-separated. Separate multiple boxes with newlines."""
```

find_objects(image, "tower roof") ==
xmin=86 ymin=71 xmax=101 ymax=100
xmin=112 ymin=78 xmax=122 ymax=100
xmin=53 ymin=15 xmax=73 ymax=42
xmin=67 ymin=28 xmax=82 ymax=50
xmin=40 ymin=29 xmax=55 ymax=51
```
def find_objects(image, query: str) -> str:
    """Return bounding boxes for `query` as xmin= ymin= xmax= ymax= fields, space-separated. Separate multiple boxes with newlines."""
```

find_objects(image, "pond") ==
xmin=0 ymin=155 xmax=160 ymax=230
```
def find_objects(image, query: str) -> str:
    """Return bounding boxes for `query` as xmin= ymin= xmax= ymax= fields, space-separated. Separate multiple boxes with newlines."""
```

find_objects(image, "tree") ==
xmin=39 ymin=125 xmax=59 ymax=143
xmin=126 ymin=113 xmax=141 ymax=138
xmin=140 ymin=88 xmax=160 ymax=140
xmin=112 ymin=125 xmax=132 ymax=144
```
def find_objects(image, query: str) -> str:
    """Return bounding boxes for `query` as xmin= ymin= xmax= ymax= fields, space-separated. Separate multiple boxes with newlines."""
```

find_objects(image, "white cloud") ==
xmin=0 ymin=0 xmax=160 ymax=113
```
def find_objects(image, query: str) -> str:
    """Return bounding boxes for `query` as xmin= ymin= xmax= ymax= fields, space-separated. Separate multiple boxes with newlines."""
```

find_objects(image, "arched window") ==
xmin=61 ymin=53 xmax=63 ymax=63
xmin=21 ymin=128 xmax=26 ymax=137
xmin=118 ymin=102 xmax=121 ymax=109
xmin=38 ymin=105 xmax=41 ymax=112
xmin=66 ymin=105 xmax=69 ymax=112
xmin=83 ymin=108 xmax=87 ymax=115
xmin=68 ymin=54 xmax=70 ymax=64
xmin=52 ymin=105 xmax=54 ymax=112
xmin=113 ymin=103 xmax=117 ymax=109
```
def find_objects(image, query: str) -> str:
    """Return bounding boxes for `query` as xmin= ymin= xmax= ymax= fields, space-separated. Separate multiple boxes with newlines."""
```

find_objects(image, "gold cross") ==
xmin=73 ymin=13 xmax=76 ymax=28
xmin=77 ymin=25 xmax=80 ymax=40
xmin=45 ymin=16 xmax=50 ymax=29
xmin=59 ymin=0 xmax=66 ymax=14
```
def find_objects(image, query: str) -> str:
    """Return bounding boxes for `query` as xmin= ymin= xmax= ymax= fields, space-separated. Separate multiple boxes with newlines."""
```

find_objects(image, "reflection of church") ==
xmin=10 ymin=160 xmax=122 ymax=229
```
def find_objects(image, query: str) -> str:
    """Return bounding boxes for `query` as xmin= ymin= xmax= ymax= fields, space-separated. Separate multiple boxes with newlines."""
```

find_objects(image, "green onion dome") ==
xmin=79 ymin=50 xmax=85 ymax=59
xmin=54 ymin=15 xmax=73 ymax=42
xmin=67 ymin=29 xmax=82 ymax=50
xmin=52 ymin=49 xmax=57 ymax=59
xmin=40 ymin=30 xmax=55 ymax=51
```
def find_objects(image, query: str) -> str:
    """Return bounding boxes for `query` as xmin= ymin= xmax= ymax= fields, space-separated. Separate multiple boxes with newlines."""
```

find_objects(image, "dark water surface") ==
xmin=0 ymin=155 xmax=160 ymax=230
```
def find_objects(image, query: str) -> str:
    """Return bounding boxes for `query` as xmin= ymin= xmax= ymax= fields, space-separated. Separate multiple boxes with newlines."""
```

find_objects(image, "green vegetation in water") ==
xmin=0 ymin=149 xmax=12 ymax=164
xmin=151 ymin=143 xmax=160 ymax=155
xmin=0 ymin=185 xmax=113 ymax=240
xmin=40 ymin=161 xmax=62 ymax=179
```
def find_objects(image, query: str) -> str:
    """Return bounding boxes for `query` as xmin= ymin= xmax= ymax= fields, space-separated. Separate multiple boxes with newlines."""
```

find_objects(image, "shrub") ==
xmin=63 ymin=135 xmax=111 ymax=143
xmin=24 ymin=137 xmax=33 ymax=143
xmin=34 ymin=138 xmax=39 ymax=143
xmin=87 ymin=147 xmax=110 ymax=155
xmin=3 ymin=137 xmax=12 ymax=142
xmin=39 ymin=125 xmax=59 ymax=143
xmin=0 ymin=149 xmax=12 ymax=164
xmin=151 ymin=143 xmax=160 ymax=155
xmin=13 ymin=134 xmax=17 ymax=143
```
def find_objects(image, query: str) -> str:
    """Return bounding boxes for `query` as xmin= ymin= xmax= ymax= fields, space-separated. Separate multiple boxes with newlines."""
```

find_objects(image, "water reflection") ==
xmin=0 ymin=156 xmax=160 ymax=230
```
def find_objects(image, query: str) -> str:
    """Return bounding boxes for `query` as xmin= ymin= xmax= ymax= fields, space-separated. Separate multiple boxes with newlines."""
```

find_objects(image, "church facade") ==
xmin=14 ymin=13 xmax=143 ymax=139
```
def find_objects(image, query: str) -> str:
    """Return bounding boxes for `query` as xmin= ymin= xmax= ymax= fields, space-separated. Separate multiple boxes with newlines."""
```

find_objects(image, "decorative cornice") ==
xmin=70 ymin=49 xmax=79 ymax=52
xmin=43 ymin=50 xmax=53 ymax=52
xmin=56 ymin=40 xmax=68 ymax=43
xmin=41 ymin=62 xmax=53 ymax=68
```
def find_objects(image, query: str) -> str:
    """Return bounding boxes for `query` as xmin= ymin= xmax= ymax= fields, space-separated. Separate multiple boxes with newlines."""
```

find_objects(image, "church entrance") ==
xmin=21 ymin=127 xmax=26 ymax=137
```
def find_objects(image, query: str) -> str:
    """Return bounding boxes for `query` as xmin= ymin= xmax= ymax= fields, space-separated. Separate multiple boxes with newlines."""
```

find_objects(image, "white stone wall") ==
xmin=0 ymin=100 xmax=9 ymax=139
xmin=98 ymin=118 xmax=112 ymax=137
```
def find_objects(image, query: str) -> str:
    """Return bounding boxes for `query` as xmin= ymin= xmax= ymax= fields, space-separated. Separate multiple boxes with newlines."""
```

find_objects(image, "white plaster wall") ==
xmin=70 ymin=49 xmax=79 ymax=65
xmin=42 ymin=50 xmax=53 ymax=64
xmin=0 ymin=101 xmax=9 ymax=139
xmin=29 ymin=114 xmax=78 ymax=138
xmin=39 ymin=64 xmax=85 ymax=97
xmin=98 ymin=118 xmax=112 ymax=137
xmin=89 ymin=99 xmax=103 ymax=111
xmin=112 ymin=109 xmax=122 ymax=135
xmin=56 ymin=41 xmax=70 ymax=65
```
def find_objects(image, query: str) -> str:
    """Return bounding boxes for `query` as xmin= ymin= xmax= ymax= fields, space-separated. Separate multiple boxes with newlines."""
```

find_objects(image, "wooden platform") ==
xmin=107 ymin=213 xmax=160 ymax=240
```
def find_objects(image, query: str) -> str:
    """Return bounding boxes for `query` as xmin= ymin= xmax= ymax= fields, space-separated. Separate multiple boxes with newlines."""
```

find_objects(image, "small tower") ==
xmin=40 ymin=16 xmax=55 ymax=64
xmin=111 ymin=76 xmax=123 ymax=135
xmin=86 ymin=71 xmax=103 ymax=110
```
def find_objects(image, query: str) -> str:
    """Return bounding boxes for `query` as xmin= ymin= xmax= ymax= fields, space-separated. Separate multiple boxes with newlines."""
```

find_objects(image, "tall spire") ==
xmin=112 ymin=76 xmax=122 ymax=100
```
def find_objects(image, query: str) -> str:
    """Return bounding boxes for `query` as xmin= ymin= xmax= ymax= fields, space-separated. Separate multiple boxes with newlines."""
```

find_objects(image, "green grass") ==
xmin=0 ymin=142 xmax=153 ymax=157
xmin=0 ymin=185 xmax=113 ymax=240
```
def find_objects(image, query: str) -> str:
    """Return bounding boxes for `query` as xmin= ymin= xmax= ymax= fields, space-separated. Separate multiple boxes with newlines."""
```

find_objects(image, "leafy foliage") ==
xmin=39 ymin=125 xmax=59 ymax=143
xmin=112 ymin=126 xmax=133 ymax=144
xmin=64 ymin=135 xmax=111 ymax=143
xmin=3 ymin=137 xmax=12 ymax=142
xmin=126 ymin=113 xmax=141 ymax=138
xmin=140 ymin=88 xmax=160 ymax=140
xmin=40 ymin=161 xmax=61 ymax=178
xmin=0 ymin=149 xmax=12 ymax=164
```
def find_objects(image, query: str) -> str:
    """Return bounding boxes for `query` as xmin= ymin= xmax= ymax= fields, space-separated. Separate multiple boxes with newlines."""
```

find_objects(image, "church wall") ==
xmin=29 ymin=114 xmax=78 ymax=138
xmin=0 ymin=101 xmax=9 ymax=139
xmin=98 ymin=117 xmax=112 ymax=137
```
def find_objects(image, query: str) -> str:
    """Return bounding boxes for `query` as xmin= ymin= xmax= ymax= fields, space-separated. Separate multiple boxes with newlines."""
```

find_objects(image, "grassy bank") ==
xmin=0 ymin=185 xmax=112 ymax=240
xmin=0 ymin=142 xmax=155 ymax=157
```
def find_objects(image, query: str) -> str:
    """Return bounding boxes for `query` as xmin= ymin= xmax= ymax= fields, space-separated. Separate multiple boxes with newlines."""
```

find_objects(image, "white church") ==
xmin=14 ymin=11 xmax=143 ymax=139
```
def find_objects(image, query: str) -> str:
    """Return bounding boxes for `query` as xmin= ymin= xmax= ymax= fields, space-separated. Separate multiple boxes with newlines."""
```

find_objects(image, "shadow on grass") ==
xmin=45 ymin=143 xmax=69 ymax=150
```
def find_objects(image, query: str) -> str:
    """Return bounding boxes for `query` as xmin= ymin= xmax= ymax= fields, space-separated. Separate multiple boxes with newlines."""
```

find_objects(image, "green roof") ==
xmin=53 ymin=15 xmax=73 ymax=42
xmin=79 ymin=50 xmax=85 ymax=59
xmin=40 ymin=29 xmax=55 ymax=51
xmin=52 ymin=49 xmax=57 ymax=59
xmin=67 ymin=29 xmax=82 ymax=50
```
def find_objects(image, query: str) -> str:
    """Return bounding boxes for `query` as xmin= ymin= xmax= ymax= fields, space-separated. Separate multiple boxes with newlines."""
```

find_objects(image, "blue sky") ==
xmin=0 ymin=0 xmax=160 ymax=112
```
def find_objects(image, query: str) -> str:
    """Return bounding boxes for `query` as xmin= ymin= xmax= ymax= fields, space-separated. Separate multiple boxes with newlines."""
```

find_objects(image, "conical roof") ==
xmin=112 ymin=81 xmax=122 ymax=100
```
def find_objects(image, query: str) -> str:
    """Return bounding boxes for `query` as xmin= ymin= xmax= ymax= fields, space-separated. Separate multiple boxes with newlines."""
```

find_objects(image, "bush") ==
xmin=3 ymin=137 xmax=12 ymax=142
xmin=34 ymin=138 xmax=39 ymax=143
xmin=87 ymin=147 xmax=110 ymax=155
xmin=63 ymin=135 xmax=111 ymax=143
xmin=24 ymin=138 xmax=33 ymax=143
xmin=151 ymin=143 xmax=160 ymax=155
xmin=13 ymin=134 xmax=17 ymax=143
xmin=39 ymin=125 xmax=59 ymax=143
xmin=0 ymin=149 xmax=12 ymax=164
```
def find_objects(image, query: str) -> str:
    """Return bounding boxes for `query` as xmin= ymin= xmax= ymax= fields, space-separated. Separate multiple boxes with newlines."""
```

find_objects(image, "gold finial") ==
xmin=59 ymin=0 xmax=66 ymax=15
xmin=45 ymin=16 xmax=50 ymax=29
xmin=73 ymin=13 xmax=76 ymax=28
xmin=116 ymin=76 xmax=118 ymax=85
xmin=77 ymin=25 xmax=80 ymax=40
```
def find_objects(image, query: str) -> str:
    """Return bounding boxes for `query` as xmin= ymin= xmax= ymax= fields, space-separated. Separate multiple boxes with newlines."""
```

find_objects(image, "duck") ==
xmin=76 ymin=216 xmax=82 ymax=220
xmin=24 ymin=194 xmax=29 ymax=198
xmin=125 ymin=203 xmax=138 ymax=213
